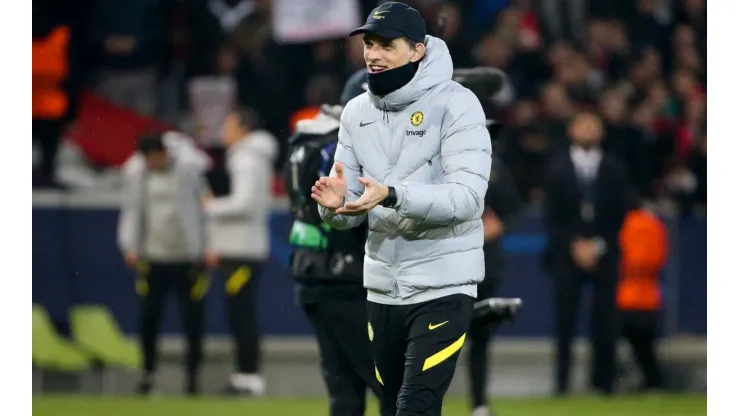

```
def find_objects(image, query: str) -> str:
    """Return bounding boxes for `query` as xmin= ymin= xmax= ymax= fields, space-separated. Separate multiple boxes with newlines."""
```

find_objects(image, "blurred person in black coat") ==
xmin=468 ymin=154 xmax=521 ymax=416
xmin=542 ymin=111 xmax=630 ymax=396
xmin=451 ymin=67 xmax=523 ymax=416
xmin=284 ymin=71 xmax=382 ymax=415
xmin=599 ymin=87 xmax=650 ymax=199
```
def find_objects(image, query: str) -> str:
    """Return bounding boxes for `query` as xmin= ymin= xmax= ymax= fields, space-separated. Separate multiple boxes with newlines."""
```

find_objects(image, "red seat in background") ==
xmin=64 ymin=91 xmax=172 ymax=168
xmin=64 ymin=91 xmax=286 ymax=196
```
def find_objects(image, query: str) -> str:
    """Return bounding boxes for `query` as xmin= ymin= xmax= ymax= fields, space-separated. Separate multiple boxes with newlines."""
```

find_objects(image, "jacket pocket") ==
xmin=363 ymin=256 xmax=394 ymax=294
xmin=404 ymin=154 xmax=441 ymax=184
xmin=428 ymin=154 xmax=443 ymax=184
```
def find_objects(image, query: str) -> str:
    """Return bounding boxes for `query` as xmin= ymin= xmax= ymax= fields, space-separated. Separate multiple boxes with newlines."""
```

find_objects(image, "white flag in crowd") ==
xmin=272 ymin=0 xmax=361 ymax=44
xmin=187 ymin=76 xmax=237 ymax=148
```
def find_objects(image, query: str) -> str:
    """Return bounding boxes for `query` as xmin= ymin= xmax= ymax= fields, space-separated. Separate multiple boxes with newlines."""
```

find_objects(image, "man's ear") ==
xmin=410 ymin=42 xmax=426 ymax=62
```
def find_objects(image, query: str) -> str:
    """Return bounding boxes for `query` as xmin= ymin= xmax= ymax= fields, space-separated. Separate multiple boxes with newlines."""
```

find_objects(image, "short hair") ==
xmin=137 ymin=132 xmax=165 ymax=155
xmin=572 ymin=109 xmax=603 ymax=123
xmin=233 ymin=107 xmax=261 ymax=131
xmin=403 ymin=37 xmax=417 ymax=49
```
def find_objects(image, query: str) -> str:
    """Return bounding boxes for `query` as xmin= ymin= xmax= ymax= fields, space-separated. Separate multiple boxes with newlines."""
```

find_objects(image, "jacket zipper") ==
xmin=383 ymin=102 xmax=398 ymax=298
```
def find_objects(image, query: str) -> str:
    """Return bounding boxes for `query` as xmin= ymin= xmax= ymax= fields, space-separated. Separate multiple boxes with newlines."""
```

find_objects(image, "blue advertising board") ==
xmin=32 ymin=195 xmax=706 ymax=337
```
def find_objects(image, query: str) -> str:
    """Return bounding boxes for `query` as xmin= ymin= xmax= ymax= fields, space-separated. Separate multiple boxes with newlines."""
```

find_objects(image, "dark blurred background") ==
xmin=33 ymin=0 xmax=706 ymax=215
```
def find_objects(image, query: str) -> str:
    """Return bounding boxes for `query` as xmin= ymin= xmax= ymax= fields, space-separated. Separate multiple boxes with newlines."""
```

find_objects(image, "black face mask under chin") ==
xmin=367 ymin=60 xmax=420 ymax=97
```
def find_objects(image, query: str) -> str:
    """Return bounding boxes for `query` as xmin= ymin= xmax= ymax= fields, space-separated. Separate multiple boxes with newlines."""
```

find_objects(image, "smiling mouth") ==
xmin=368 ymin=65 xmax=388 ymax=73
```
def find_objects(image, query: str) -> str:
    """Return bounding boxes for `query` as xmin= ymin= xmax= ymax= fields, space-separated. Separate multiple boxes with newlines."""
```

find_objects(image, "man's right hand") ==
xmin=311 ymin=162 xmax=347 ymax=210
xmin=571 ymin=238 xmax=598 ymax=272
xmin=124 ymin=251 xmax=138 ymax=268
xmin=204 ymin=250 xmax=220 ymax=268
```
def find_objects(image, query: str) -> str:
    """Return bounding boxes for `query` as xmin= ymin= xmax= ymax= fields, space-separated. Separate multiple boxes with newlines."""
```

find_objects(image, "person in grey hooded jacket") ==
xmin=311 ymin=3 xmax=492 ymax=415
xmin=117 ymin=131 xmax=211 ymax=396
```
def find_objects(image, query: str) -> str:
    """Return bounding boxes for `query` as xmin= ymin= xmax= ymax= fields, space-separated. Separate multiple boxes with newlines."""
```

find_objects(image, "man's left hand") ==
xmin=335 ymin=177 xmax=389 ymax=216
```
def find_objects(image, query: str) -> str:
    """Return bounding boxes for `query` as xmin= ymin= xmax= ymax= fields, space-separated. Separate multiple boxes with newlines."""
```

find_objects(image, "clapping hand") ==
xmin=335 ymin=177 xmax=388 ymax=216
xmin=312 ymin=162 xmax=348 ymax=210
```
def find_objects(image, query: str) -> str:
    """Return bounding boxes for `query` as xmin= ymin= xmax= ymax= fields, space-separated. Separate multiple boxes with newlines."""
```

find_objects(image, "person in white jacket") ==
xmin=203 ymin=107 xmax=278 ymax=396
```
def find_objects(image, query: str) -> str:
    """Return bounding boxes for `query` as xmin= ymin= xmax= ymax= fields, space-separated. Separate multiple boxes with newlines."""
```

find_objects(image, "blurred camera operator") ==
xmin=284 ymin=69 xmax=383 ymax=415
xmin=454 ymin=67 xmax=523 ymax=416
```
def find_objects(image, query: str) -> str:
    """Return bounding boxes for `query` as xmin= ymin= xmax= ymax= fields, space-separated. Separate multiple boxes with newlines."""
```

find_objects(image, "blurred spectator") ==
xmin=435 ymin=2 xmax=475 ymax=67
xmin=187 ymin=0 xmax=292 ymax=148
xmin=627 ymin=0 xmax=672 ymax=53
xmin=33 ymin=0 xmax=88 ymax=187
xmin=87 ymin=0 xmax=170 ymax=116
xmin=539 ymin=82 xmax=574 ymax=147
xmin=662 ymin=157 xmax=699 ymax=215
xmin=539 ymin=0 xmax=587 ymax=46
xmin=33 ymin=21 xmax=70 ymax=187
xmin=585 ymin=20 xmax=630 ymax=82
xmin=503 ymin=125 xmax=550 ymax=204
xmin=675 ymin=95 xmax=706 ymax=161
xmin=599 ymin=87 xmax=651 ymax=198
xmin=186 ymin=0 xmax=258 ymax=77
xmin=474 ymin=34 xmax=513 ymax=71
xmin=543 ymin=112 xmax=630 ymax=395
xmin=676 ymin=0 xmax=706 ymax=57
xmin=467 ymin=0 xmax=510 ymax=38
xmin=469 ymin=151 xmax=523 ymax=416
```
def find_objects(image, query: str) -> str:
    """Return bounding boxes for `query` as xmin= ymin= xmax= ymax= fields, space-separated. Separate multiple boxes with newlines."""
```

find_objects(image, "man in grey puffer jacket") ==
xmin=312 ymin=3 xmax=492 ymax=415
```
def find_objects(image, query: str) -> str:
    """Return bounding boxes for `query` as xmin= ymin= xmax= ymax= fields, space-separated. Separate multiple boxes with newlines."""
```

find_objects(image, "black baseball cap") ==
xmin=349 ymin=2 xmax=426 ymax=44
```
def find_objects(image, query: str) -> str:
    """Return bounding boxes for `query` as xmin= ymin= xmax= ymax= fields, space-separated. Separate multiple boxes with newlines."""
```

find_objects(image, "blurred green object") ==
xmin=69 ymin=305 xmax=141 ymax=369
xmin=32 ymin=304 xmax=91 ymax=371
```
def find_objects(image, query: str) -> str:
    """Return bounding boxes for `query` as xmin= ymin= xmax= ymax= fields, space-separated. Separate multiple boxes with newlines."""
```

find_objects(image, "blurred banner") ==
xmin=187 ymin=76 xmax=237 ymax=147
xmin=272 ymin=0 xmax=361 ymax=43
xmin=32 ymin=195 xmax=706 ymax=338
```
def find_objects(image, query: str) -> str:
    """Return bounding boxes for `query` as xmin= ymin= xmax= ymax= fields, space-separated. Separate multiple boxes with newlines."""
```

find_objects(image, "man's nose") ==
xmin=365 ymin=46 xmax=381 ymax=62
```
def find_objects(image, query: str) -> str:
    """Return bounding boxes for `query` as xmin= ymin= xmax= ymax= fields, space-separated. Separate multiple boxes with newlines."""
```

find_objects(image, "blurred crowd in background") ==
xmin=33 ymin=0 xmax=707 ymax=214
